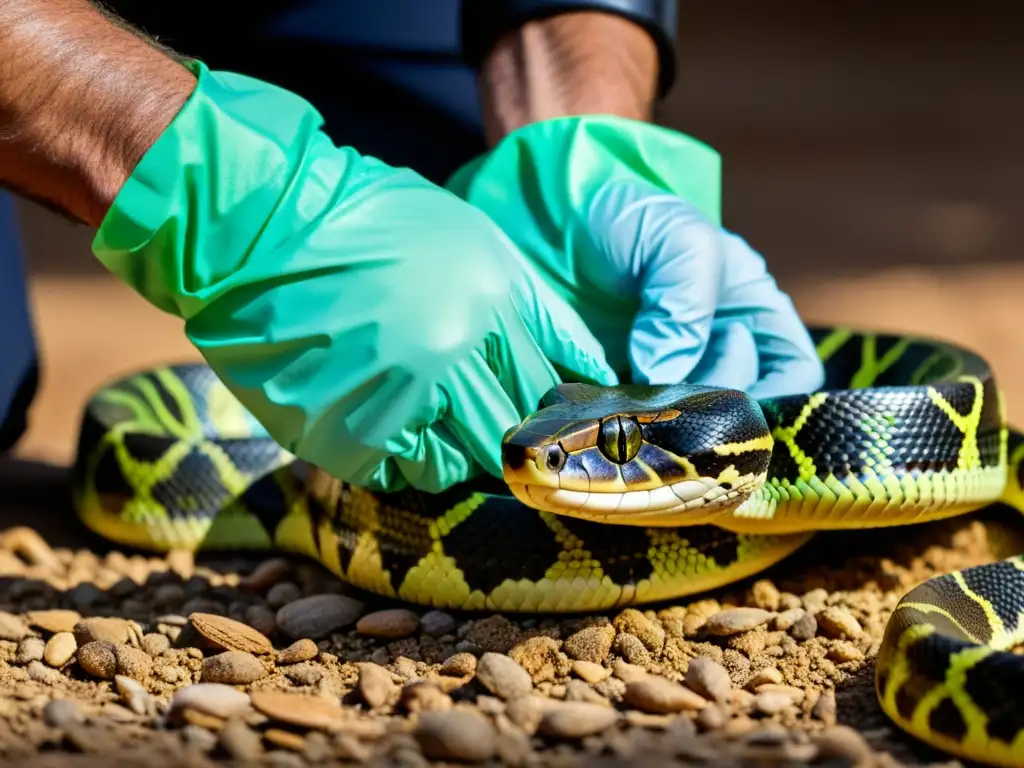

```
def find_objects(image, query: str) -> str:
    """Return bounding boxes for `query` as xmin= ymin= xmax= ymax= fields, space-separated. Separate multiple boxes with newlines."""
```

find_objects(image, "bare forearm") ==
xmin=0 ymin=0 xmax=195 ymax=226
xmin=480 ymin=11 xmax=659 ymax=146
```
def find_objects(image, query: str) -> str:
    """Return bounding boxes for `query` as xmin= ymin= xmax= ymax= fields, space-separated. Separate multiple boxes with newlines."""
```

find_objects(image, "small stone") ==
xmin=614 ymin=632 xmax=651 ymax=666
xmin=772 ymin=608 xmax=806 ymax=632
xmin=266 ymin=581 xmax=302 ymax=609
xmin=244 ymin=604 xmax=277 ymax=637
xmin=420 ymin=610 xmax=456 ymax=638
xmin=704 ymin=608 xmax=773 ymax=636
xmin=817 ymin=607 xmax=863 ymax=639
xmin=624 ymin=677 xmax=708 ymax=714
xmin=301 ymin=731 xmax=334 ymax=762
xmin=612 ymin=659 xmax=648 ymax=683
xmin=28 ymin=660 xmax=63 ymax=684
xmin=73 ymin=618 xmax=132 ymax=646
xmin=812 ymin=690 xmax=838 ymax=724
xmin=356 ymin=608 xmax=420 ymax=639
xmin=748 ymin=667 xmax=784 ymax=688
xmin=166 ymin=549 xmax=195 ymax=579
xmin=0 ymin=611 xmax=29 ymax=641
xmin=357 ymin=662 xmax=397 ymax=708
xmin=189 ymin=612 xmax=273 ymax=655
xmin=572 ymin=660 xmax=610 ymax=683
xmin=77 ymin=641 xmax=117 ymax=679
xmin=509 ymin=635 xmax=570 ymax=683
xmin=813 ymin=725 xmax=873 ymax=763
xmin=181 ymin=725 xmax=218 ymax=752
xmin=415 ymin=709 xmax=496 ymax=763
xmin=218 ymin=719 xmax=264 ymax=761
xmin=399 ymin=681 xmax=452 ymax=713
xmin=170 ymin=683 xmax=251 ymax=721
xmin=802 ymin=588 xmax=829 ymax=614
xmin=684 ymin=657 xmax=732 ymax=703
xmin=563 ymin=624 xmax=615 ymax=663
xmin=141 ymin=633 xmax=170 ymax=657
xmin=283 ymin=661 xmax=324 ymax=686
xmin=115 ymin=675 xmax=151 ymax=715
xmin=275 ymin=594 xmax=364 ymax=639
xmin=114 ymin=644 xmax=152 ymax=681
xmin=750 ymin=580 xmax=781 ymax=611
xmin=264 ymin=728 xmax=307 ymax=751
xmin=828 ymin=640 xmax=865 ymax=662
xmin=682 ymin=613 xmax=707 ymax=636
xmin=563 ymin=679 xmax=608 ymax=706
xmin=201 ymin=651 xmax=267 ymax=685
xmin=440 ymin=652 xmax=477 ymax=678
xmin=538 ymin=701 xmax=619 ymax=739
xmin=505 ymin=695 xmax=551 ymax=734
xmin=476 ymin=652 xmax=533 ymax=700
xmin=16 ymin=637 xmax=45 ymax=665
xmin=613 ymin=609 xmax=665 ymax=653
xmin=755 ymin=691 xmax=798 ymax=715
xmin=249 ymin=690 xmax=347 ymax=732
xmin=277 ymin=638 xmax=319 ymax=665
xmin=43 ymin=632 xmax=77 ymax=668
xmin=789 ymin=613 xmax=818 ymax=640
xmin=44 ymin=698 xmax=84 ymax=729
xmin=240 ymin=558 xmax=291 ymax=592
xmin=695 ymin=704 xmax=727 ymax=731
xmin=25 ymin=609 xmax=81 ymax=634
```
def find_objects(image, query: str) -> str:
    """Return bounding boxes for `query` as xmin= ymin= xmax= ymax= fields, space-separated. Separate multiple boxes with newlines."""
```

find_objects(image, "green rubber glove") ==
xmin=91 ymin=61 xmax=616 ymax=492
xmin=447 ymin=116 xmax=823 ymax=399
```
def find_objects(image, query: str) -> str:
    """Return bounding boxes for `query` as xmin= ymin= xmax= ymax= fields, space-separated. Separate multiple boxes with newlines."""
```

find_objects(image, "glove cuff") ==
xmin=91 ymin=59 xmax=335 ymax=320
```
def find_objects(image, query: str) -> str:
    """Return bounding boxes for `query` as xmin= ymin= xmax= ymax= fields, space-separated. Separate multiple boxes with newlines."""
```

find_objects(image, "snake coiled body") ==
xmin=71 ymin=326 xmax=1024 ymax=767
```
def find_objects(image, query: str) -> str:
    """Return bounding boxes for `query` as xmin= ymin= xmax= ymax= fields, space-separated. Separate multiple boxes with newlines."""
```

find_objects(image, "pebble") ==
xmin=624 ymin=677 xmax=708 ymax=714
xmin=357 ymin=662 xmax=397 ymax=708
xmin=283 ymin=661 xmax=324 ymax=686
xmin=218 ymin=719 xmax=264 ymax=761
xmin=789 ymin=612 xmax=818 ymax=640
xmin=170 ymin=683 xmax=251 ymax=720
xmin=476 ymin=653 xmax=533 ymax=700
xmin=817 ymin=607 xmax=863 ymax=639
xmin=189 ymin=612 xmax=273 ymax=655
xmin=748 ymin=667 xmax=784 ymax=688
xmin=440 ymin=652 xmax=477 ymax=678
xmin=813 ymin=725 xmax=874 ymax=763
xmin=420 ymin=610 xmax=456 ymax=638
xmin=684 ymin=656 xmax=733 ymax=703
xmin=751 ymin=580 xmax=781 ymax=611
xmin=538 ymin=702 xmax=619 ymax=739
xmin=564 ymin=679 xmax=609 ymax=707
xmin=704 ymin=608 xmax=774 ymax=636
xmin=612 ymin=660 xmax=648 ymax=683
xmin=504 ymin=695 xmax=551 ymax=734
xmin=572 ymin=660 xmax=610 ymax=683
xmin=415 ymin=709 xmax=496 ymax=763
xmin=614 ymin=632 xmax=651 ymax=665
xmin=25 ymin=609 xmax=81 ymax=634
xmin=181 ymin=724 xmax=218 ymax=753
xmin=356 ymin=608 xmax=420 ymax=638
xmin=802 ymin=588 xmax=829 ymax=614
xmin=74 ymin=617 xmax=135 ymax=647
xmin=249 ymin=690 xmax=347 ymax=732
xmin=828 ymin=640 xmax=865 ymax=662
xmin=141 ymin=633 xmax=170 ymax=657
xmin=695 ymin=704 xmax=727 ymax=731
xmin=114 ymin=675 xmax=151 ymax=716
xmin=0 ymin=611 xmax=29 ymax=641
xmin=562 ymin=624 xmax=615 ymax=663
xmin=43 ymin=632 xmax=77 ymax=668
xmin=275 ymin=594 xmax=365 ymax=639
xmin=244 ymin=605 xmax=278 ymax=638
xmin=16 ymin=637 xmax=45 ymax=665
xmin=400 ymin=681 xmax=453 ymax=713
xmin=812 ymin=690 xmax=838 ymax=724
xmin=266 ymin=581 xmax=302 ymax=609
xmin=264 ymin=728 xmax=306 ymax=752
xmin=113 ymin=644 xmax=152 ymax=681
xmin=28 ymin=660 xmax=63 ymax=684
xmin=755 ymin=691 xmax=796 ymax=715
xmin=77 ymin=641 xmax=117 ymax=679
xmin=240 ymin=557 xmax=291 ymax=592
xmin=277 ymin=638 xmax=319 ymax=665
xmin=772 ymin=608 xmax=806 ymax=631
xmin=43 ymin=698 xmax=84 ymax=729
xmin=201 ymin=651 xmax=267 ymax=685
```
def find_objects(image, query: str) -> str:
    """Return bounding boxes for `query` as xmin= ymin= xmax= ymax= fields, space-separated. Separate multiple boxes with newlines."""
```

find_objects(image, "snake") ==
xmin=69 ymin=325 xmax=1024 ymax=767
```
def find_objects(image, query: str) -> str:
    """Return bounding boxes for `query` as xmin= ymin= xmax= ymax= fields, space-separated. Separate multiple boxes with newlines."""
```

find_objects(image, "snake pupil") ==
xmin=599 ymin=415 xmax=642 ymax=464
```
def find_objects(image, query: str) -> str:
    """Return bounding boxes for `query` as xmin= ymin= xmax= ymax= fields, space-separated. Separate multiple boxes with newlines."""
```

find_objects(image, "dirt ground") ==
xmin=3 ymin=4 xmax=1023 ymax=766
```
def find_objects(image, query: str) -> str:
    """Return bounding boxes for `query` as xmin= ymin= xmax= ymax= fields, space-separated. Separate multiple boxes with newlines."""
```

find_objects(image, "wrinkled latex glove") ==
xmin=447 ymin=116 xmax=824 ymax=399
xmin=91 ymin=62 xmax=617 ymax=492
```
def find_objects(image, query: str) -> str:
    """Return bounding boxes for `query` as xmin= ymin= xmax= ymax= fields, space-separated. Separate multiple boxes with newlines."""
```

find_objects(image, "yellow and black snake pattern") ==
xmin=70 ymin=326 xmax=1024 ymax=767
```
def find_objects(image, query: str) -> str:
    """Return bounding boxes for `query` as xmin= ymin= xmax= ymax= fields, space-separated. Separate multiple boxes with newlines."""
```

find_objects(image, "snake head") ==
xmin=501 ymin=382 xmax=773 ymax=526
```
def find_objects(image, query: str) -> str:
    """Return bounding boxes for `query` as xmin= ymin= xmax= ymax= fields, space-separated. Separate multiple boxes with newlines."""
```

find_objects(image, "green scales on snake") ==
xmin=71 ymin=327 xmax=1024 ymax=767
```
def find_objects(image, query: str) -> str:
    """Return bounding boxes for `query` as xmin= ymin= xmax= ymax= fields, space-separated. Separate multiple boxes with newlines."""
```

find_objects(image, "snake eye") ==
xmin=598 ymin=416 xmax=642 ymax=464
xmin=537 ymin=444 xmax=566 ymax=474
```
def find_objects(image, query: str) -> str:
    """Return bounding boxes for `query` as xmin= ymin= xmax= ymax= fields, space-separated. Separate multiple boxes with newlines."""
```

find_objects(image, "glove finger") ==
xmin=686 ymin=321 xmax=760 ymax=393
xmin=584 ymin=181 xmax=725 ymax=386
xmin=715 ymin=232 xmax=825 ymax=400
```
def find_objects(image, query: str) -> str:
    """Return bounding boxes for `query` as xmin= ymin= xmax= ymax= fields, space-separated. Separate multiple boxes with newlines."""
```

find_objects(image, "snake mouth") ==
xmin=506 ymin=471 xmax=767 ymax=527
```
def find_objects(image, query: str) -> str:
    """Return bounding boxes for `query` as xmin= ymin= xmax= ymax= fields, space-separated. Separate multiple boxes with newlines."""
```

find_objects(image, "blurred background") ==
xmin=11 ymin=0 xmax=1023 ymax=464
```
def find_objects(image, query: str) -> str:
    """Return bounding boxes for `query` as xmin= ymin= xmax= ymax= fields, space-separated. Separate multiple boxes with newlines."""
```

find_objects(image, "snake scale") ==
xmin=70 ymin=326 xmax=1024 ymax=767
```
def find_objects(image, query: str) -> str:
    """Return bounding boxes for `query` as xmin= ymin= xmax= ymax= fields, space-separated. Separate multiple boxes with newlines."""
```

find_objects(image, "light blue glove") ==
xmin=447 ymin=116 xmax=824 ymax=400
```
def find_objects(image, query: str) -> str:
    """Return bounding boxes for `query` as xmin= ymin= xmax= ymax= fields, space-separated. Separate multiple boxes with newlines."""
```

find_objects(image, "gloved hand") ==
xmin=446 ymin=116 xmax=824 ymax=400
xmin=91 ymin=62 xmax=616 ymax=493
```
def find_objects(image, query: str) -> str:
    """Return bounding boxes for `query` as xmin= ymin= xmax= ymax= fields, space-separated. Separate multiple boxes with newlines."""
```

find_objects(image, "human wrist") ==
xmin=479 ymin=12 xmax=658 ymax=146
xmin=0 ymin=0 xmax=195 ymax=226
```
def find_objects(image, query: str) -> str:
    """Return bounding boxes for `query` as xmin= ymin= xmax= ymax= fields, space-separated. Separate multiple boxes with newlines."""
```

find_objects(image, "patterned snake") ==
xmin=70 ymin=326 xmax=1024 ymax=767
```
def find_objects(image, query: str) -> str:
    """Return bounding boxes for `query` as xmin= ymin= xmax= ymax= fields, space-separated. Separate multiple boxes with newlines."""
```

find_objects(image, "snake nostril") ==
xmin=539 ymin=444 xmax=566 ymax=474
xmin=502 ymin=442 xmax=529 ymax=471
